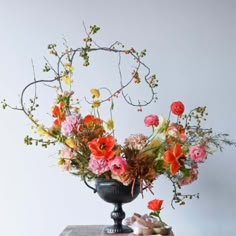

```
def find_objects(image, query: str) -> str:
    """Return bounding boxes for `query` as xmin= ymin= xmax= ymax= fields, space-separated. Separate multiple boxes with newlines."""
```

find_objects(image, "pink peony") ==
xmin=189 ymin=144 xmax=207 ymax=162
xmin=144 ymin=114 xmax=159 ymax=127
xmin=88 ymin=155 xmax=109 ymax=176
xmin=178 ymin=163 xmax=198 ymax=186
xmin=108 ymin=156 xmax=128 ymax=176
xmin=61 ymin=114 xmax=81 ymax=137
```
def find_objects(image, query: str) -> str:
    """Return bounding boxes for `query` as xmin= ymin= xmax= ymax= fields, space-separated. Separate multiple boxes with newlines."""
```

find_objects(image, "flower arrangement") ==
xmin=2 ymin=25 xmax=235 ymax=207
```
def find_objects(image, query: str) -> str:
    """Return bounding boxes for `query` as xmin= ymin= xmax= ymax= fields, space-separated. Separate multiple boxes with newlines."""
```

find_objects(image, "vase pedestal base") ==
xmin=104 ymin=225 xmax=133 ymax=234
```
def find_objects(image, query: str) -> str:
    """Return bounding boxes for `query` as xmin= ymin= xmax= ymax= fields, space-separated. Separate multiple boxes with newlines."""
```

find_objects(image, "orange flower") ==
xmin=83 ymin=114 xmax=102 ymax=125
xmin=147 ymin=199 xmax=163 ymax=211
xmin=164 ymin=143 xmax=185 ymax=175
xmin=88 ymin=136 xmax=115 ymax=160
xmin=51 ymin=101 xmax=65 ymax=126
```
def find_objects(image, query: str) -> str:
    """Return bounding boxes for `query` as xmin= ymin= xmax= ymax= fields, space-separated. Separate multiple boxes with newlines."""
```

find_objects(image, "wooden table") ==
xmin=60 ymin=225 xmax=126 ymax=236
xmin=59 ymin=225 xmax=174 ymax=236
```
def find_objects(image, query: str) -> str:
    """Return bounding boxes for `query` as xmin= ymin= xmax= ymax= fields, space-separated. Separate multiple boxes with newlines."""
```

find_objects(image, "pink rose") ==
xmin=189 ymin=144 xmax=207 ymax=162
xmin=144 ymin=115 xmax=159 ymax=127
xmin=108 ymin=156 xmax=128 ymax=176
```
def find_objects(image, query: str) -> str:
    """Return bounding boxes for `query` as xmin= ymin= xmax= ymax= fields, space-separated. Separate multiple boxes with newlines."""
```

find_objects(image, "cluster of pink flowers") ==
xmin=61 ymin=114 xmax=81 ymax=137
xmin=88 ymin=155 xmax=128 ymax=176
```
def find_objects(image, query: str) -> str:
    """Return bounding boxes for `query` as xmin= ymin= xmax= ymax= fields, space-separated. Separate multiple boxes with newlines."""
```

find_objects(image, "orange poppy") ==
xmin=88 ymin=136 xmax=115 ymax=160
xmin=164 ymin=143 xmax=185 ymax=175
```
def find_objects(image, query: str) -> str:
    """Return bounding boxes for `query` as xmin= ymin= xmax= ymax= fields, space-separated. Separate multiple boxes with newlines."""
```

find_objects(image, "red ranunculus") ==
xmin=88 ymin=136 xmax=115 ymax=160
xmin=147 ymin=199 xmax=164 ymax=211
xmin=170 ymin=101 xmax=185 ymax=116
xmin=144 ymin=114 xmax=159 ymax=127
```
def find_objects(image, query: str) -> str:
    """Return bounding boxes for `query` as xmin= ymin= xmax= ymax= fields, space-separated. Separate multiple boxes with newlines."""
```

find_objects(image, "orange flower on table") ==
xmin=51 ymin=101 xmax=66 ymax=126
xmin=164 ymin=143 xmax=185 ymax=175
xmin=147 ymin=199 xmax=164 ymax=211
xmin=88 ymin=135 xmax=115 ymax=160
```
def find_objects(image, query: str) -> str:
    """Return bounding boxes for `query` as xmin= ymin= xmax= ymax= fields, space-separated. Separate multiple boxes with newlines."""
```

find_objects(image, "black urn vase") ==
xmin=84 ymin=178 xmax=140 ymax=234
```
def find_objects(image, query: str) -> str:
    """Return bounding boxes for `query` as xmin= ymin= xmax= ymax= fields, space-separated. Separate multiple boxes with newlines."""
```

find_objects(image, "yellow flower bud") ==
xmin=58 ymin=158 xmax=65 ymax=165
xmin=65 ymin=138 xmax=77 ymax=149
xmin=64 ymin=63 xmax=74 ymax=73
xmin=90 ymin=89 xmax=100 ymax=98
xmin=61 ymin=75 xmax=72 ymax=86
xmin=106 ymin=119 xmax=114 ymax=130
xmin=92 ymin=100 xmax=101 ymax=108
xmin=38 ymin=126 xmax=49 ymax=137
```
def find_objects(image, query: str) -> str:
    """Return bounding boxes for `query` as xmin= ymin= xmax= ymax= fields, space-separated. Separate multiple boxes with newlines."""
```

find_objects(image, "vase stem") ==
xmin=104 ymin=203 xmax=133 ymax=234
xmin=111 ymin=203 xmax=125 ymax=227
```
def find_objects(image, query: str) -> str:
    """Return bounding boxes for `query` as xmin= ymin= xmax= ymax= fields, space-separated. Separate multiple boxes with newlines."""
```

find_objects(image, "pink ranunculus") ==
xmin=88 ymin=155 xmax=109 ymax=176
xmin=189 ymin=144 xmax=207 ymax=162
xmin=144 ymin=114 xmax=159 ymax=127
xmin=108 ymin=156 xmax=128 ymax=176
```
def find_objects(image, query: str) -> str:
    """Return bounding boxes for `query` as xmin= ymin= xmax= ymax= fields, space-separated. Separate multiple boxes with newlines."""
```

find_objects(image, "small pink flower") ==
xmin=144 ymin=114 xmax=159 ymax=127
xmin=108 ymin=156 xmax=128 ymax=176
xmin=88 ymin=155 xmax=109 ymax=176
xmin=60 ymin=146 xmax=75 ymax=159
xmin=189 ymin=144 xmax=207 ymax=162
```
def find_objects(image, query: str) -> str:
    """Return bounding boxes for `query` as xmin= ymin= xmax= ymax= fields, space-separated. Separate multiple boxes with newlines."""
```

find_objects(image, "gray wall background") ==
xmin=0 ymin=1 xmax=236 ymax=236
